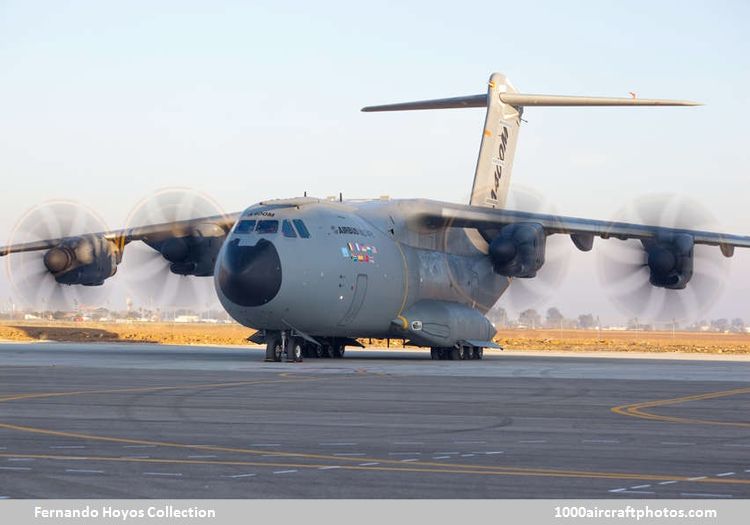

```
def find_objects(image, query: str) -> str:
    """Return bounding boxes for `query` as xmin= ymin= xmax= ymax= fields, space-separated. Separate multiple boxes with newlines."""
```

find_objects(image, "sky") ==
xmin=0 ymin=0 xmax=748 ymax=323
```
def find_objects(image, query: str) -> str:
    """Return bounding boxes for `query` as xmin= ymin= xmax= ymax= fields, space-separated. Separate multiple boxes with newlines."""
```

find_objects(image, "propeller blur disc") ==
xmin=5 ymin=200 xmax=112 ymax=311
xmin=496 ymin=186 xmax=571 ymax=314
xmin=119 ymin=188 xmax=226 ymax=310
xmin=596 ymin=193 xmax=729 ymax=323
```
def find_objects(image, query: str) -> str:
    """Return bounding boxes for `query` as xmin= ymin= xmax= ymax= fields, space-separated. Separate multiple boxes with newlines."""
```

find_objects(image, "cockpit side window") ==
xmin=235 ymin=220 xmax=257 ymax=234
xmin=256 ymin=220 xmax=279 ymax=234
xmin=282 ymin=220 xmax=297 ymax=238
xmin=293 ymin=219 xmax=310 ymax=238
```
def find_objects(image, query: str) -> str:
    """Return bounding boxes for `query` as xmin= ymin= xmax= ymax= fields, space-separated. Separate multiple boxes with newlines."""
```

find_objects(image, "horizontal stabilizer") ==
xmin=362 ymin=93 xmax=700 ymax=112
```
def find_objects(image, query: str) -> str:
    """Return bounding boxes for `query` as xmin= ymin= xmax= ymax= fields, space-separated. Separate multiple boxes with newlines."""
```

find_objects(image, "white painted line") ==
xmin=460 ymin=454 xmax=475 ymax=457
xmin=319 ymin=443 xmax=357 ymax=446
xmin=680 ymin=493 xmax=732 ymax=498
xmin=333 ymin=453 xmax=365 ymax=457
xmin=0 ymin=466 xmax=31 ymax=471
xmin=359 ymin=462 xmax=380 ymax=466
xmin=65 ymin=469 xmax=103 ymax=474
xmin=123 ymin=445 xmax=156 ymax=449
xmin=582 ymin=439 xmax=620 ymax=444
xmin=630 ymin=484 xmax=651 ymax=489
xmin=660 ymin=442 xmax=695 ymax=446
xmin=484 ymin=451 xmax=504 ymax=455
xmin=143 ymin=472 xmax=183 ymax=477
xmin=620 ymin=490 xmax=655 ymax=495
xmin=723 ymin=444 xmax=750 ymax=447
xmin=0 ymin=447 xmax=6 ymax=450
xmin=393 ymin=442 xmax=424 ymax=445
xmin=251 ymin=444 xmax=281 ymax=447
xmin=716 ymin=472 xmax=735 ymax=477
xmin=227 ymin=473 xmax=256 ymax=479
xmin=435 ymin=452 xmax=459 ymax=455
xmin=608 ymin=488 xmax=627 ymax=493
xmin=318 ymin=466 xmax=341 ymax=470
xmin=187 ymin=455 xmax=217 ymax=459
xmin=50 ymin=446 xmax=85 ymax=449
xmin=745 ymin=470 xmax=750 ymax=473
xmin=0 ymin=496 xmax=8 ymax=499
xmin=388 ymin=452 xmax=421 ymax=456
xmin=273 ymin=470 xmax=298 ymax=474
xmin=659 ymin=480 xmax=678 ymax=485
xmin=433 ymin=456 xmax=451 ymax=460
xmin=400 ymin=458 xmax=419 ymax=463
xmin=7 ymin=458 xmax=34 ymax=462
xmin=688 ymin=476 xmax=707 ymax=481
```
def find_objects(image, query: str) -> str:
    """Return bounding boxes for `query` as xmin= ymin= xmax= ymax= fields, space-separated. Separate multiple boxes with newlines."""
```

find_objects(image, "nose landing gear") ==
xmin=263 ymin=332 xmax=347 ymax=362
xmin=264 ymin=331 xmax=304 ymax=362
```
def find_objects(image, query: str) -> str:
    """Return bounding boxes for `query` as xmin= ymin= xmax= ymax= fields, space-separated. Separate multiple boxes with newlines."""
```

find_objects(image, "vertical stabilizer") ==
xmin=469 ymin=73 xmax=521 ymax=208
xmin=362 ymin=73 xmax=699 ymax=209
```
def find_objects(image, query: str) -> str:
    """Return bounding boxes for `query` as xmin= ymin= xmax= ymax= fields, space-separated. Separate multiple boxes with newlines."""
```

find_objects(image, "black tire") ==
xmin=266 ymin=335 xmax=283 ymax=362
xmin=450 ymin=347 xmax=462 ymax=360
xmin=315 ymin=345 xmax=324 ymax=358
xmin=292 ymin=341 xmax=303 ymax=362
xmin=332 ymin=343 xmax=345 ymax=359
xmin=430 ymin=348 xmax=439 ymax=360
xmin=473 ymin=347 xmax=483 ymax=360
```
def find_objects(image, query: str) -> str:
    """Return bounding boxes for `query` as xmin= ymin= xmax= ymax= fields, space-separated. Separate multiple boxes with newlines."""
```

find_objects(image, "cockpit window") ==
xmin=282 ymin=220 xmax=297 ymax=238
xmin=256 ymin=220 xmax=279 ymax=234
xmin=235 ymin=220 xmax=256 ymax=234
xmin=293 ymin=219 xmax=310 ymax=238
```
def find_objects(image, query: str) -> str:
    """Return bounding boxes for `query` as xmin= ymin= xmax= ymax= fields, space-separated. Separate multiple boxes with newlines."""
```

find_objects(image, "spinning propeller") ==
xmin=596 ymin=194 xmax=729 ymax=322
xmin=5 ymin=201 xmax=113 ymax=311
xmin=119 ymin=188 xmax=226 ymax=308
xmin=497 ymin=186 xmax=571 ymax=312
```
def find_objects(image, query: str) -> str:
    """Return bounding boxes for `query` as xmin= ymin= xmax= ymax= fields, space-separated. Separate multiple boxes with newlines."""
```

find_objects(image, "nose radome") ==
xmin=218 ymin=238 xmax=282 ymax=307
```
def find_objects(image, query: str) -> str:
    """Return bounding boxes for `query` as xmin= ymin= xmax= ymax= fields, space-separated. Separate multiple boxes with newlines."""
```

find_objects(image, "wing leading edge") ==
xmin=0 ymin=212 xmax=241 ymax=257
xmin=409 ymin=201 xmax=750 ymax=255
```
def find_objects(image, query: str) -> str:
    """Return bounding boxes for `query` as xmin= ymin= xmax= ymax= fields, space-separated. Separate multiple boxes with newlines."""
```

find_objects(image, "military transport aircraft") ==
xmin=2 ymin=73 xmax=749 ymax=362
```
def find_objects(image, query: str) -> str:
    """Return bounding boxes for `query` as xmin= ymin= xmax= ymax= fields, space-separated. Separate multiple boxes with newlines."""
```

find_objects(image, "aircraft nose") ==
xmin=218 ymin=238 xmax=282 ymax=307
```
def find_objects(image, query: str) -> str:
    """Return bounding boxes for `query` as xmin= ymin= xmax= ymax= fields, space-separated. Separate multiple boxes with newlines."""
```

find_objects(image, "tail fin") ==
xmin=362 ymin=73 xmax=700 ymax=209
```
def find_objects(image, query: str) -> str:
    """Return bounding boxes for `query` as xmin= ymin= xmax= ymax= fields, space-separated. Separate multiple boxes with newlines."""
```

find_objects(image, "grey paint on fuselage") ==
xmin=214 ymin=197 xmax=509 ymax=340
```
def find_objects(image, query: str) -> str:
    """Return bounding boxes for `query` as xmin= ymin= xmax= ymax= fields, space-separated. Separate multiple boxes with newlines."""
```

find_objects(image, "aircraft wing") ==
xmin=411 ymin=202 xmax=750 ymax=255
xmin=0 ymin=212 xmax=241 ymax=256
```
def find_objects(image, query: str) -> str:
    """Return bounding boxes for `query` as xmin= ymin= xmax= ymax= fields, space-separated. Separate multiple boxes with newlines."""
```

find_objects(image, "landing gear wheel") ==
xmin=473 ymin=347 xmax=483 ymax=360
xmin=430 ymin=348 xmax=440 ymax=360
xmin=450 ymin=346 xmax=465 ymax=361
xmin=332 ymin=343 xmax=345 ymax=359
xmin=315 ymin=345 xmax=325 ymax=358
xmin=266 ymin=335 xmax=283 ymax=362
xmin=286 ymin=338 xmax=303 ymax=362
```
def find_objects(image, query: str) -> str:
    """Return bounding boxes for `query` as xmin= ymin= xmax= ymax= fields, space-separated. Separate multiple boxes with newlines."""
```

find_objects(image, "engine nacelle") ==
xmin=43 ymin=235 xmax=120 ymax=286
xmin=644 ymin=233 xmax=694 ymax=289
xmin=148 ymin=222 xmax=227 ymax=276
xmin=488 ymin=223 xmax=546 ymax=278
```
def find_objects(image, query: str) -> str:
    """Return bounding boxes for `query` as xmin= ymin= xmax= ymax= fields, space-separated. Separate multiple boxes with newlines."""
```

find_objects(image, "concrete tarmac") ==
xmin=0 ymin=342 xmax=749 ymax=499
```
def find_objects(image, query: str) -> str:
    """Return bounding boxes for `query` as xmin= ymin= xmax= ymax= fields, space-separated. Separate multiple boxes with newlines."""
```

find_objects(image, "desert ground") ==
xmin=1 ymin=321 xmax=749 ymax=354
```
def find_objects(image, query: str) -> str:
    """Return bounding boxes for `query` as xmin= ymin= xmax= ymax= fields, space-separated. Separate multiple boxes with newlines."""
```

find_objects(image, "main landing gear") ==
xmin=430 ymin=344 xmax=483 ymax=361
xmin=264 ymin=332 xmax=345 ymax=362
